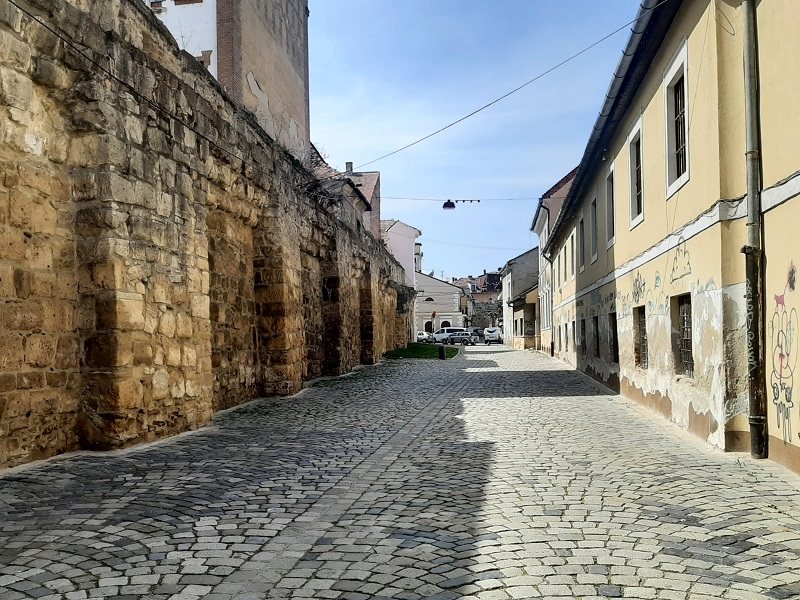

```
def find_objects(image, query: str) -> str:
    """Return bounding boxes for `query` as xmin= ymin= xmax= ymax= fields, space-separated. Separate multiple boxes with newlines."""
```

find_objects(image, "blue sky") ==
xmin=308 ymin=0 xmax=642 ymax=280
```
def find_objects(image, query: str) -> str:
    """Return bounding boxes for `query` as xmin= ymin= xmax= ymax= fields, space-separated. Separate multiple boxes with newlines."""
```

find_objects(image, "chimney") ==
xmin=483 ymin=269 xmax=486 ymax=275
xmin=345 ymin=161 xmax=353 ymax=174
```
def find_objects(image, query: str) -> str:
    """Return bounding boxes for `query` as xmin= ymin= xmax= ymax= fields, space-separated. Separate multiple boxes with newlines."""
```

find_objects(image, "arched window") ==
xmin=424 ymin=297 xmax=434 ymax=302
xmin=441 ymin=320 xmax=451 ymax=328
xmin=424 ymin=321 xmax=433 ymax=333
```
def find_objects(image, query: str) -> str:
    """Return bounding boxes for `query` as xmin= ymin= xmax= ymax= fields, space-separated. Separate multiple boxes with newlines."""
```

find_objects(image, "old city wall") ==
xmin=0 ymin=0 xmax=410 ymax=468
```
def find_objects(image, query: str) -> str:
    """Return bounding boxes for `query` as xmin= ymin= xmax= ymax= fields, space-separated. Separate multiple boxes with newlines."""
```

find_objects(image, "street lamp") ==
xmin=441 ymin=199 xmax=480 ymax=210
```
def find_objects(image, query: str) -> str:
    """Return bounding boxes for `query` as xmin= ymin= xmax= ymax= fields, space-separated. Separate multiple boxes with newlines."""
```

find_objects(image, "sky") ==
xmin=308 ymin=0 xmax=642 ymax=281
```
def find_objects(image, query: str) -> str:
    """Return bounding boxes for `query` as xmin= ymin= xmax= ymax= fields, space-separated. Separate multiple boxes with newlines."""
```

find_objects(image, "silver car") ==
xmin=447 ymin=331 xmax=478 ymax=346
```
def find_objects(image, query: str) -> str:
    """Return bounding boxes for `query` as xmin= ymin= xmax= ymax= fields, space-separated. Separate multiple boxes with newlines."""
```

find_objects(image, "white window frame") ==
xmin=570 ymin=232 xmax=575 ymax=279
xmin=578 ymin=213 xmax=586 ymax=273
xmin=664 ymin=41 xmax=689 ymax=199
xmin=628 ymin=117 xmax=644 ymax=230
xmin=590 ymin=194 xmax=599 ymax=263
xmin=606 ymin=162 xmax=616 ymax=249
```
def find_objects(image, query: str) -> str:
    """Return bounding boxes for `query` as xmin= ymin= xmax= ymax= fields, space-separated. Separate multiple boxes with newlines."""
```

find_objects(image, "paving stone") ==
xmin=1 ymin=349 xmax=800 ymax=599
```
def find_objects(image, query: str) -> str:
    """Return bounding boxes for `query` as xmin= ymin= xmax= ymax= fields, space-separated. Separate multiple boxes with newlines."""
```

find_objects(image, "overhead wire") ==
xmin=383 ymin=196 xmax=536 ymax=202
xmin=354 ymin=0 xmax=678 ymax=170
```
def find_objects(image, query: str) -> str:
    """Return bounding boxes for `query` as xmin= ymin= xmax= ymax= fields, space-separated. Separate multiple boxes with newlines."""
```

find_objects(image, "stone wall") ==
xmin=0 ymin=0 xmax=411 ymax=469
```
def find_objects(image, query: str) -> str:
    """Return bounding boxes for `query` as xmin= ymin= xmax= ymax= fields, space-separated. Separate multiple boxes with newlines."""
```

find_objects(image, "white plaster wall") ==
xmin=501 ymin=271 xmax=513 ymax=343
xmin=157 ymin=0 xmax=218 ymax=78
xmin=383 ymin=224 xmax=419 ymax=288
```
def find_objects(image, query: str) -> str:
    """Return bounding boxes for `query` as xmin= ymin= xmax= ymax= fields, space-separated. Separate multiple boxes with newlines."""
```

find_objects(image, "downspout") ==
xmin=740 ymin=0 xmax=767 ymax=459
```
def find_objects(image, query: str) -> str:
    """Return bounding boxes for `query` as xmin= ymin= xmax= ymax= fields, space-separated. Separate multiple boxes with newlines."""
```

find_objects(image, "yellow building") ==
xmin=541 ymin=0 xmax=800 ymax=472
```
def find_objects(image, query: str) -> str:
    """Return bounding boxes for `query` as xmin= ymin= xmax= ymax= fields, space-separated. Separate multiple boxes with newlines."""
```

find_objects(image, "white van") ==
xmin=432 ymin=327 xmax=466 ymax=343
xmin=483 ymin=327 xmax=502 ymax=344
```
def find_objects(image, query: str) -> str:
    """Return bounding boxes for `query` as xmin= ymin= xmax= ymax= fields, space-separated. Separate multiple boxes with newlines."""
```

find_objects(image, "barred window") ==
xmin=608 ymin=312 xmax=619 ymax=364
xmin=674 ymin=294 xmax=694 ymax=376
xmin=634 ymin=306 xmax=648 ymax=369
xmin=580 ymin=319 xmax=586 ymax=354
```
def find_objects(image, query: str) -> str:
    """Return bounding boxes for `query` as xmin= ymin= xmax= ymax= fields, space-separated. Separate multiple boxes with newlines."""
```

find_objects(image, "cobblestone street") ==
xmin=2 ymin=347 xmax=800 ymax=600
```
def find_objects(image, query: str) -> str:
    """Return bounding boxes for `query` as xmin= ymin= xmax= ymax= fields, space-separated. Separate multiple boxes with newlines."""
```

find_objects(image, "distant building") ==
xmin=531 ymin=168 xmax=577 ymax=355
xmin=381 ymin=221 xmax=422 ymax=288
xmin=345 ymin=163 xmax=382 ymax=239
xmin=500 ymin=248 xmax=539 ymax=350
xmin=309 ymin=146 xmax=372 ymax=232
xmin=415 ymin=273 xmax=466 ymax=333
xmin=151 ymin=0 xmax=310 ymax=161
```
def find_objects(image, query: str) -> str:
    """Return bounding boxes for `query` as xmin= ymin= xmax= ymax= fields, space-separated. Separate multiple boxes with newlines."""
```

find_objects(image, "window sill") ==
xmin=666 ymin=173 xmax=689 ymax=200
xmin=606 ymin=237 xmax=615 ymax=250
xmin=591 ymin=253 xmax=598 ymax=264
xmin=630 ymin=214 xmax=644 ymax=230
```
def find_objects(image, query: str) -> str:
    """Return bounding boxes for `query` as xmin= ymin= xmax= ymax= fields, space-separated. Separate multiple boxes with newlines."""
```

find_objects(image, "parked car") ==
xmin=416 ymin=331 xmax=432 ymax=343
xmin=447 ymin=331 xmax=478 ymax=346
xmin=472 ymin=328 xmax=485 ymax=340
xmin=432 ymin=327 xmax=467 ymax=343
xmin=483 ymin=327 xmax=502 ymax=344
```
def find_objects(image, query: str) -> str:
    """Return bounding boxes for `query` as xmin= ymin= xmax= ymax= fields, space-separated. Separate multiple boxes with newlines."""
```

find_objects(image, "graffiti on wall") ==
xmin=632 ymin=271 xmax=646 ymax=303
xmin=670 ymin=237 xmax=692 ymax=282
xmin=770 ymin=263 xmax=798 ymax=443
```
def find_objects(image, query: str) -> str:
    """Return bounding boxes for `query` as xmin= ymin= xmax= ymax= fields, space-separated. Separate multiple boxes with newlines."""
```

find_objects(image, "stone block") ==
xmin=84 ymin=332 xmax=133 ymax=367
xmin=0 ymin=2 xmax=22 ymax=32
xmin=0 ymin=228 xmax=27 ymax=261
xmin=116 ymin=379 xmax=144 ymax=409
xmin=54 ymin=336 xmax=79 ymax=370
xmin=92 ymin=260 xmax=124 ymax=290
xmin=96 ymin=293 xmax=145 ymax=330
xmin=25 ymin=333 xmax=57 ymax=368
xmin=3 ymin=300 xmax=44 ymax=330
xmin=159 ymin=311 xmax=176 ymax=337
xmin=133 ymin=341 xmax=153 ymax=364
xmin=12 ymin=268 xmax=30 ymax=298
xmin=16 ymin=370 xmax=43 ymax=389
xmin=0 ymin=373 xmax=17 ymax=392
xmin=2 ymin=392 xmax=29 ymax=418
xmin=0 ymin=264 xmax=13 ymax=297
xmin=175 ymin=311 xmax=193 ymax=338
xmin=30 ymin=271 xmax=55 ymax=298
xmin=164 ymin=339 xmax=181 ymax=367
xmin=32 ymin=57 xmax=70 ymax=89
xmin=0 ymin=30 xmax=31 ymax=71
xmin=182 ymin=345 xmax=197 ymax=368
xmin=190 ymin=293 xmax=210 ymax=319
xmin=0 ymin=65 xmax=32 ymax=111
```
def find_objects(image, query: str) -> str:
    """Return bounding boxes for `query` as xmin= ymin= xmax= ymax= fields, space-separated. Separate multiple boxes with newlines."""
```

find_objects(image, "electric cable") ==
xmin=354 ymin=0 xmax=677 ymax=170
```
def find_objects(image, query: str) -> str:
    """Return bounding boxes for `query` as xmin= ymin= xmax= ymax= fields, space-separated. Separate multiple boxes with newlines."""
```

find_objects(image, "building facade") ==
xmin=415 ymin=273 xmax=467 ymax=333
xmin=531 ymin=169 xmax=576 ymax=355
xmin=500 ymin=248 xmax=539 ymax=350
xmin=540 ymin=0 xmax=800 ymax=472
xmin=152 ymin=0 xmax=310 ymax=161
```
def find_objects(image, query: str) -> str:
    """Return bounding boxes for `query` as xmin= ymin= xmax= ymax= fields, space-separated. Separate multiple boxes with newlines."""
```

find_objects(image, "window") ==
xmin=578 ymin=217 xmax=586 ymax=271
xmin=590 ymin=198 xmax=598 ymax=262
xmin=570 ymin=233 xmax=575 ymax=277
xmin=606 ymin=167 xmax=615 ymax=247
xmin=608 ymin=313 xmax=619 ymax=363
xmin=441 ymin=320 xmax=451 ymax=328
xmin=592 ymin=315 xmax=600 ymax=358
xmin=579 ymin=319 xmax=586 ymax=355
xmin=565 ymin=323 xmax=569 ymax=351
xmin=633 ymin=306 xmax=648 ymax=368
xmin=672 ymin=294 xmax=694 ymax=376
xmin=572 ymin=320 xmax=576 ymax=348
xmin=558 ymin=325 xmax=562 ymax=351
xmin=665 ymin=43 xmax=689 ymax=196
xmin=628 ymin=120 xmax=644 ymax=227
